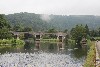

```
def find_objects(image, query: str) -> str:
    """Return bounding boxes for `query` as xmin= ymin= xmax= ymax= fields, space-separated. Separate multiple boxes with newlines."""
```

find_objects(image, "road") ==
xmin=96 ymin=41 xmax=100 ymax=67
xmin=96 ymin=41 xmax=100 ymax=56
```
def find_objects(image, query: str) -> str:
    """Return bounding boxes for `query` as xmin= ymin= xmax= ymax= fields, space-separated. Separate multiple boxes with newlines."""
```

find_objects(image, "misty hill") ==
xmin=49 ymin=15 xmax=100 ymax=30
xmin=5 ymin=12 xmax=100 ymax=31
xmin=5 ymin=12 xmax=50 ymax=31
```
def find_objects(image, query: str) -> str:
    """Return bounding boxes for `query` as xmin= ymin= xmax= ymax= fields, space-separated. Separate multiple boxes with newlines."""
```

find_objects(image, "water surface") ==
xmin=0 ymin=41 xmax=88 ymax=67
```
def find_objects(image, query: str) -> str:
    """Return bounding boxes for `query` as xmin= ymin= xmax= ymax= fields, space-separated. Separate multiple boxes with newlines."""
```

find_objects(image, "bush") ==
xmin=15 ymin=39 xmax=25 ymax=45
xmin=0 ymin=39 xmax=11 ymax=45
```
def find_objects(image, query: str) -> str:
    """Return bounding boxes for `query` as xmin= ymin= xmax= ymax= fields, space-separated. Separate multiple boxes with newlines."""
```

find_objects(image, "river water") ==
xmin=0 ymin=41 xmax=88 ymax=67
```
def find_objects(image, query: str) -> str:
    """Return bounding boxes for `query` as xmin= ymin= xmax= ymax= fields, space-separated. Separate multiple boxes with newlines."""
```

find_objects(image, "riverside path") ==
xmin=96 ymin=41 xmax=100 ymax=67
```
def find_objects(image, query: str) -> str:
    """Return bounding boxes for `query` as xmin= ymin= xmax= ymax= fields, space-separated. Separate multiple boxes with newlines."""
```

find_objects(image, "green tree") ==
xmin=0 ymin=14 xmax=10 ymax=29
xmin=85 ymin=24 xmax=89 ymax=35
xmin=89 ymin=30 xmax=98 ymax=37
xmin=98 ymin=28 xmax=100 ymax=36
xmin=23 ymin=27 xmax=32 ymax=32
xmin=0 ymin=14 xmax=12 ymax=39
xmin=13 ymin=24 xmax=23 ymax=32
xmin=43 ymin=28 xmax=57 ymax=39
xmin=64 ymin=29 xmax=68 ymax=33
xmin=70 ymin=25 xmax=86 ymax=45
xmin=47 ymin=28 xmax=57 ymax=33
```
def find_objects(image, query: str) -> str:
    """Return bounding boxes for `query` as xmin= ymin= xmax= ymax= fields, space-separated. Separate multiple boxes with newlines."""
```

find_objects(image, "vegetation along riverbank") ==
xmin=84 ymin=41 xmax=96 ymax=67
xmin=0 ymin=39 xmax=25 ymax=48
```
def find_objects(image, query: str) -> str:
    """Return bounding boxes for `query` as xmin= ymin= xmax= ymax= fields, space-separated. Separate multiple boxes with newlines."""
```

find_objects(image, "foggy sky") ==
xmin=0 ymin=0 xmax=100 ymax=15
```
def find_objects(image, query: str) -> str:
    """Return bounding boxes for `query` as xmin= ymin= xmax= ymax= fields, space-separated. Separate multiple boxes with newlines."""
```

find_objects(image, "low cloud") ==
xmin=40 ymin=14 xmax=51 ymax=22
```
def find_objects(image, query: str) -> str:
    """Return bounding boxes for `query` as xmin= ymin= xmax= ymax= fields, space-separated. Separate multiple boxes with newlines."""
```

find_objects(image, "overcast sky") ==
xmin=0 ymin=0 xmax=100 ymax=15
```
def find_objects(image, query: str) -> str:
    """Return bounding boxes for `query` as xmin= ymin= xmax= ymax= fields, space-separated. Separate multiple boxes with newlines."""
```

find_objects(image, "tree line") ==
xmin=70 ymin=24 xmax=100 ymax=45
xmin=0 ymin=14 xmax=100 ymax=44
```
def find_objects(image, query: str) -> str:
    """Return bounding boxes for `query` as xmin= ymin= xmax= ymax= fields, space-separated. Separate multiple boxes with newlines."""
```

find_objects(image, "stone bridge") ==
xmin=12 ymin=32 xmax=67 ymax=42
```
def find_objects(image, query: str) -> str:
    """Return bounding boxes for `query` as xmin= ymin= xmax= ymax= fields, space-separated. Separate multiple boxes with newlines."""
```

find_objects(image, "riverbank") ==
xmin=40 ymin=39 xmax=59 ymax=43
xmin=0 ymin=39 xmax=25 ymax=48
xmin=84 ymin=41 xmax=96 ymax=67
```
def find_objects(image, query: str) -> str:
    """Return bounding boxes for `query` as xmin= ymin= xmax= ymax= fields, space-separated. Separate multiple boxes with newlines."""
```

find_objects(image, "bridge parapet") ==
xmin=11 ymin=31 xmax=67 ymax=36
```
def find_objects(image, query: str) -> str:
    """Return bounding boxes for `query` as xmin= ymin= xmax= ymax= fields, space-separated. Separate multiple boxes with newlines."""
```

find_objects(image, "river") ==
xmin=0 ymin=41 xmax=88 ymax=67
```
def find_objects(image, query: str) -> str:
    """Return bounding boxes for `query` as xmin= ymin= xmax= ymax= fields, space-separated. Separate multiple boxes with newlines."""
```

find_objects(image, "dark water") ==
xmin=0 ymin=41 xmax=88 ymax=67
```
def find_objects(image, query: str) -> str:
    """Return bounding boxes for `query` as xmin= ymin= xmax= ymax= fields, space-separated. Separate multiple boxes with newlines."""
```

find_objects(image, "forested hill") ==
xmin=5 ymin=13 xmax=50 ymax=31
xmin=5 ymin=12 xmax=100 ymax=31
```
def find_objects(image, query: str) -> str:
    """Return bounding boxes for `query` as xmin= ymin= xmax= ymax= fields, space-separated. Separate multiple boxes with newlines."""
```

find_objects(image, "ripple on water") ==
xmin=0 ymin=52 xmax=83 ymax=67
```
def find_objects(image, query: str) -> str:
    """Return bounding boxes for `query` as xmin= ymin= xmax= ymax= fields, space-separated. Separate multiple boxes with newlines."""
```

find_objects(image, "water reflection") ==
xmin=34 ymin=41 xmax=40 ymax=50
xmin=48 ymin=43 xmax=54 ymax=50
xmin=34 ymin=41 xmax=65 ymax=53
xmin=72 ymin=47 xmax=87 ymax=59
xmin=24 ymin=40 xmax=35 ymax=50
xmin=0 ymin=41 xmax=88 ymax=58
xmin=57 ymin=42 xmax=64 ymax=51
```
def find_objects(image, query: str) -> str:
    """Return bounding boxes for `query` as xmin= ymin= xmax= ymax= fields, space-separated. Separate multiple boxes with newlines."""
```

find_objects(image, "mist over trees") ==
xmin=5 ymin=12 xmax=100 ymax=32
xmin=5 ymin=12 xmax=50 ymax=32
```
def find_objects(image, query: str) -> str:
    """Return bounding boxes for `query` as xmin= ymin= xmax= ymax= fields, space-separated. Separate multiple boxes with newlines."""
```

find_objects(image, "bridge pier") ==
xmin=57 ymin=32 xmax=66 ymax=42
xmin=35 ymin=33 xmax=42 ymax=41
xmin=57 ymin=42 xmax=64 ymax=51
xmin=35 ymin=41 xmax=40 ymax=50
xmin=13 ymin=34 xmax=19 ymax=40
xmin=57 ymin=36 xmax=65 ymax=42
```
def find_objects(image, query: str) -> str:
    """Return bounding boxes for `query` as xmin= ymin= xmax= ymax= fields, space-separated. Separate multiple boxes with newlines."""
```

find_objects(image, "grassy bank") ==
xmin=87 ymin=40 xmax=92 ymax=47
xmin=0 ymin=39 xmax=25 ymax=47
xmin=94 ymin=37 xmax=100 ymax=40
xmin=67 ymin=39 xmax=75 ymax=45
xmin=40 ymin=39 xmax=59 ymax=43
xmin=84 ymin=41 xmax=96 ymax=67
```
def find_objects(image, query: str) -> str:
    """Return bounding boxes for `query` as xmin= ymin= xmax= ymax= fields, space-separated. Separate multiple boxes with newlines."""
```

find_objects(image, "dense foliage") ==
xmin=5 ymin=12 xmax=49 ymax=32
xmin=70 ymin=25 xmax=87 ymax=44
xmin=0 ymin=14 xmax=12 ymax=39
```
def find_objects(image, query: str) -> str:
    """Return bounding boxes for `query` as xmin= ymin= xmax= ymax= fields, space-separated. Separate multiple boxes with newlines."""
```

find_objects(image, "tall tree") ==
xmin=13 ymin=24 xmax=23 ymax=32
xmin=23 ymin=27 xmax=32 ymax=32
xmin=0 ymin=14 xmax=12 ymax=39
xmin=0 ymin=14 xmax=10 ymax=29
xmin=70 ymin=25 xmax=86 ymax=45
xmin=89 ymin=30 xmax=98 ymax=37
xmin=47 ymin=28 xmax=57 ymax=33
xmin=85 ymin=24 xmax=89 ymax=35
xmin=98 ymin=28 xmax=100 ymax=36
xmin=64 ymin=29 xmax=68 ymax=33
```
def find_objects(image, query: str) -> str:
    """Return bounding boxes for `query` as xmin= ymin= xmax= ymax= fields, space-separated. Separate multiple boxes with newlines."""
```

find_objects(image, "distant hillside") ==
xmin=5 ymin=12 xmax=100 ymax=31
xmin=5 ymin=12 xmax=50 ymax=31
xmin=49 ymin=15 xmax=100 ymax=30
